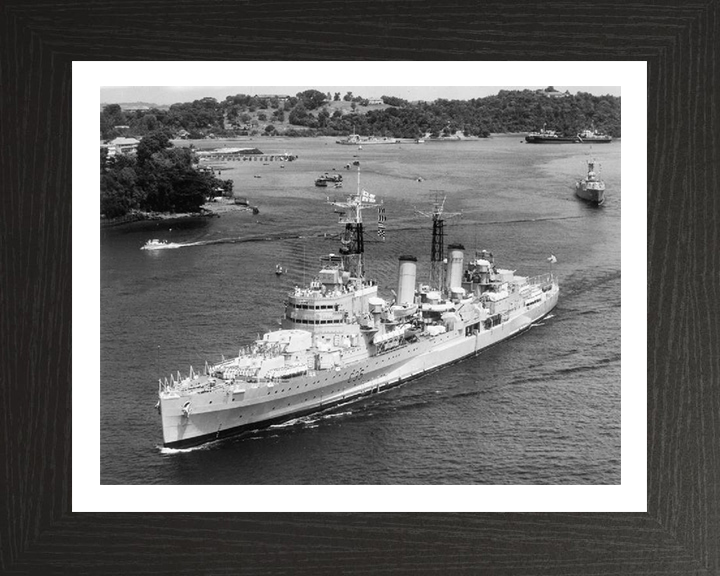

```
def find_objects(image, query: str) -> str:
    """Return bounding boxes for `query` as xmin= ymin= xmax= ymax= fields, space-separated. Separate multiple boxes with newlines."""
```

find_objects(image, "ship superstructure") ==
xmin=157 ymin=184 xmax=560 ymax=448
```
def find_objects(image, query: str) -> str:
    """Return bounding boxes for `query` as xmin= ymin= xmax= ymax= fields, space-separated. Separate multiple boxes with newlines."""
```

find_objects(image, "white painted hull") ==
xmin=160 ymin=291 xmax=558 ymax=448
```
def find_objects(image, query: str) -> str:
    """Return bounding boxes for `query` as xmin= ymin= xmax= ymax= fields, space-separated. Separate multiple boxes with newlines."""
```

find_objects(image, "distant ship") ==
xmin=575 ymin=159 xmax=606 ymax=205
xmin=575 ymin=128 xmax=612 ymax=144
xmin=525 ymin=125 xmax=577 ymax=144
xmin=157 ymin=179 xmax=560 ymax=448
xmin=526 ymin=125 xmax=613 ymax=144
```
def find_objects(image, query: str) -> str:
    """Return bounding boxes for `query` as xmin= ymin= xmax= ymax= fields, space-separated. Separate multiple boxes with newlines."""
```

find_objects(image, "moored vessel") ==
xmin=315 ymin=172 xmax=343 ymax=187
xmin=157 ymin=178 xmax=560 ymax=448
xmin=575 ymin=159 xmax=606 ymax=204
xmin=576 ymin=128 xmax=612 ymax=144
xmin=525 ymin=124 xmax=577 ymax=144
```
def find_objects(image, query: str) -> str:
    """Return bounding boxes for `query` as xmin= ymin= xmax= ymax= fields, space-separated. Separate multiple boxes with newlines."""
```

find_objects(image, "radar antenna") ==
xmin=415 ymin=192 xmax=461 ymax=289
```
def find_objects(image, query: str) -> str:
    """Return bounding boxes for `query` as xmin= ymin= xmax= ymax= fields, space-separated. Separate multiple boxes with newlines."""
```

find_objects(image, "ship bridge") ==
xmin=284 ymin=280 xmax=377 ymax=332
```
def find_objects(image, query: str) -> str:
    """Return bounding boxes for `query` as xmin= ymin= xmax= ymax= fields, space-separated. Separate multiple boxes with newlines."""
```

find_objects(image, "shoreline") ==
xmin=100 ymin=198 xmax=255 ymax=228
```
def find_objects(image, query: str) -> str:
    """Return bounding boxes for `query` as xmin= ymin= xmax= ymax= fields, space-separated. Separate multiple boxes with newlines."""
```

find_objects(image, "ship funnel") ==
xmin=446 ymin=244 xmax=465 ymax=291
xmin=396 ymin=256 xmax=417 ymax=305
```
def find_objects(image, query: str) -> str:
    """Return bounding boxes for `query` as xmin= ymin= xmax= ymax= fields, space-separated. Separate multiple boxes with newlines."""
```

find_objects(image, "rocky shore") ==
xmin=100 ymin=198 xmax=255 ymax=227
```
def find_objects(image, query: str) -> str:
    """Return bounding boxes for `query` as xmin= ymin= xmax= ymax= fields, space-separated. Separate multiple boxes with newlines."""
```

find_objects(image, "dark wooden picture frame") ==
xmin=1 ymin=2 xmax=718 ymax=574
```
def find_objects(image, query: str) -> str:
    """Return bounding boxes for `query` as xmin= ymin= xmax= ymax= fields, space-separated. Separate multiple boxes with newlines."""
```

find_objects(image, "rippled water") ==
xmin=100 ymin=135 xmax=621 ymax=485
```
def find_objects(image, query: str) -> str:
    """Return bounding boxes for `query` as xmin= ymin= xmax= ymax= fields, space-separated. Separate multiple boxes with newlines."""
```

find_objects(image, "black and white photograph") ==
xmin=97 ymin=79 xmax=626 ymax=487
xmin=5 ymin=3 xmax=720 ymax=571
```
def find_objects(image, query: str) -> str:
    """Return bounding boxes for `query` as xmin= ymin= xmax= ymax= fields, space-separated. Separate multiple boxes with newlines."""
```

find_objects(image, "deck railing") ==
xmin=526 ymin=272 xmax=556 ymax=286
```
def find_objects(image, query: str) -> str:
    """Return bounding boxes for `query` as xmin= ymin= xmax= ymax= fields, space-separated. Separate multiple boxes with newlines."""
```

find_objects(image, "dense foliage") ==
xmin=100 ymin=88 xmax=621 ymax=141
xmin=100 ymin=131 xmax=232 ymax=218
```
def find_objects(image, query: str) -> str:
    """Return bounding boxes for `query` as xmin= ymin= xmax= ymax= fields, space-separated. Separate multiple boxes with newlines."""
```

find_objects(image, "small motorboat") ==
xmin=141 ymin=239 xmax=169 ymax=250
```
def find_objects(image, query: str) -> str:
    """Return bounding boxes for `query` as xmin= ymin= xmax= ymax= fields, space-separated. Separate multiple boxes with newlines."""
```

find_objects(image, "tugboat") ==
xmin=575 ymin=159 xmax=606 ymax=205
xmin=157 ymin=176 xmax=560 ymax=448
xmin=315 ymin=172 xmax=343 ymax=187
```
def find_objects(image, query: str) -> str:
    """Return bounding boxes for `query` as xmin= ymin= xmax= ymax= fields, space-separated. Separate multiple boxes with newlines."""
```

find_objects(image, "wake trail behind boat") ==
xmin=382 ymin=215 xmax=589 ymax=235
xmin=146 ymin=232 xmax=329 ymax=250
xmin=145 ymin=217 xmax=582 ymax=251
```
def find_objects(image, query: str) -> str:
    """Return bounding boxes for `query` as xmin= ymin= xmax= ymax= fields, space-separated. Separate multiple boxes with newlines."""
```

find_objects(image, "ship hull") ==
xmin=575 ymin=184 xmax=605 ymax=205
xmin=576 ymin=138 xmax=612 ymax=144
xmin=336 ymin=141 xmax=399 ymax=145
xmin=526 ymin=136 xmax=612 ymax=144
xmin=160 ymin=291 xmax=558 ymax=448
xmin=524 ymin=136 xmax=578 ymax=144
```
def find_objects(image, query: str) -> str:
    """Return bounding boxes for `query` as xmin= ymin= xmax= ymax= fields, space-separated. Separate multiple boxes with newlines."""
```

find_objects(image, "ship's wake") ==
xmin=143 ymin=231 xmax=328 ymax=251
xmin=143 ymin=242 xmax=196 ymax=250
xmin=270 ymin=409 xmax=354 ymax=429
xmin=157 ymin=442 xmax=219 ymax=455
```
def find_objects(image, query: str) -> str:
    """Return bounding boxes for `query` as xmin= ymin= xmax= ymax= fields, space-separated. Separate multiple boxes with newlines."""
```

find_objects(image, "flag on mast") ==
xmin=377 ymin=207 xmax=386 ymax=240
xmin=547 ymin=254 xmax=557 ymax=263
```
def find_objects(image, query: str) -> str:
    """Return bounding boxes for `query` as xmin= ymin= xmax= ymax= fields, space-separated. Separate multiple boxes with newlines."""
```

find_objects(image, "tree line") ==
xmin=101 ymin=88 xmax=621 ymax=141
xmin=100 ymin=131 xmax=232 ymax=219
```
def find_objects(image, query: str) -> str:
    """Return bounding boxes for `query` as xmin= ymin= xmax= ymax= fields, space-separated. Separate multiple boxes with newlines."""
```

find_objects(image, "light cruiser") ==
xmin=158 ymin=188 xmax=559 ymax=448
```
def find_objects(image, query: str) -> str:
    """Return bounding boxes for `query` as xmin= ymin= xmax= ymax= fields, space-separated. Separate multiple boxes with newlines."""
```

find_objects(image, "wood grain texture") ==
xmin=0 ymin=0 xmax=718 ymax=574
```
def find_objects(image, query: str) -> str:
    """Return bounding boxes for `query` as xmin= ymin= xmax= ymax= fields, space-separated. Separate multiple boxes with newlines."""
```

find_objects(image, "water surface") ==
xmin=101 ymin=135 xmax=621 ymax=485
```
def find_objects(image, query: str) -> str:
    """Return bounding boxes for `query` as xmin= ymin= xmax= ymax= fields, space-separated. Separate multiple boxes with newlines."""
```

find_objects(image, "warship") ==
xmin=575 ymin=159 xmax=606 ymax=204
xmin=157 ymin=184 xmax=560 ymax=448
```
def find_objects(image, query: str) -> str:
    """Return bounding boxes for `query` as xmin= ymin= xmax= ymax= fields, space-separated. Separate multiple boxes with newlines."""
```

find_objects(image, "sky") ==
xmin=100 ymin=86 xmax=621 ymax=105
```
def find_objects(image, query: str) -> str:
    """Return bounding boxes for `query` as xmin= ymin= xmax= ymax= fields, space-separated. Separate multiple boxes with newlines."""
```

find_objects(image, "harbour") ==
xmin=100 ymin=134 xmax=621 ymax=485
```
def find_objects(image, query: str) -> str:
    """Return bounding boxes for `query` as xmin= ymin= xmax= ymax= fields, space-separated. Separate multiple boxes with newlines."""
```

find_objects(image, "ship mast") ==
xmin=415 ymin=192 xmax=461 ymax=290
xmin=327 ymin=167 xmax=379 ymax=281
